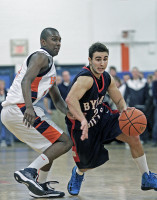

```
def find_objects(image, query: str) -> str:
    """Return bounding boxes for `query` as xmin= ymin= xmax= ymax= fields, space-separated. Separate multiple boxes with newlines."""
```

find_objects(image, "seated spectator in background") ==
xmin=152 ymin=70 xmax=157 ymax=147
xmin=58 ymin=71 xmax=71 ymax=100
xmin=119 ymin=74 xmax=131 ymax=97
xmin=109 ymin=66 xmax=118 ymax=78
xmin=0 ymin=80 xmax=13 ymax=147
xmin=124 ymin=67 xmax=149 ymax=143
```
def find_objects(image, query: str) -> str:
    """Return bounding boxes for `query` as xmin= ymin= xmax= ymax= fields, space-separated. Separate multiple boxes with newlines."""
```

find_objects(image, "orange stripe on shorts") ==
xmin=42 ymin=126 xmax=61 ymax=143
xmin=35 ymin=120 xmax=45 ymax=129
xmin=17 ymin=103 xmax=25 ymax=108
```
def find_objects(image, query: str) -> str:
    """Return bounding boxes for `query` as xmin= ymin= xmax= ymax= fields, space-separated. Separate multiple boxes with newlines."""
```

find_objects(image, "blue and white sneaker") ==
xmin=14 ymin=168 xmax=44 ymax=195
xmin=67 ymin=166 xmax=84 ymax=195
xmin=141 ymin=171 xmax=157 ymax=191
xmin=29 ymin=181 xmax=65 ymax=198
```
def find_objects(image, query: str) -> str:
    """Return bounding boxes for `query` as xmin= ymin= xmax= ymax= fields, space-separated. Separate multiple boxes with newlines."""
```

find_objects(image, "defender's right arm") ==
xmin=21 ymin=53 xmax=49 ymax=127
xmin=66 ymin=76 xmax=93 ymax=140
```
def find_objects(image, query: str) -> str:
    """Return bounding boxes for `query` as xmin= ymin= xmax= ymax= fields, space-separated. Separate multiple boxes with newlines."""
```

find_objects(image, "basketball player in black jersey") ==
xmin=65 ymin=42 xmax=157 ymax=195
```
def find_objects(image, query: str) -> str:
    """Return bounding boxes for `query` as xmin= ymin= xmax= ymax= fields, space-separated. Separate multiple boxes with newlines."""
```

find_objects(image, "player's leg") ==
xmin=27 ymin=132 xmax=72 ymax=198
xmin=1 ymin=105 xmax=72 ymax=197
xmin=116 ymin=133 xmax=157 ymax=191
xmin=67 ymin=125 xmax=109 ymax=195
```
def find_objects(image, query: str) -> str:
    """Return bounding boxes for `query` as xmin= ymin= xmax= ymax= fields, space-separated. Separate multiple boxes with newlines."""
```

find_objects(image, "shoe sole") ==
xmin=67 ymin=182 xmax=79 ymax=196
xmin=14 ymin=171 xmax=44 ymax=195
xmin=29 ymin=191 xmax=65 ymax=198
xmin=141 ymin=186 xmax=157 ymax=191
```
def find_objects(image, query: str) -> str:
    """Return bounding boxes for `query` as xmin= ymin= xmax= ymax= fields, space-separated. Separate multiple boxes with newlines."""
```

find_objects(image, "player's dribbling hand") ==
xmin=23 ymin=107 xmax=36 ymax=128
xmin=119 ymin=107 xmax=135 ymax=120
xmin=80 ymin=119 xmax=88 ymax=141
xmin=123 ymin=107 xmax=135 ymax=113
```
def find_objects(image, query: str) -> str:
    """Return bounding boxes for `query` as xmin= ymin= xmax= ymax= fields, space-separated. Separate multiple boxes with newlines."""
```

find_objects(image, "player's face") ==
xmin=41 ymin=31 xmax=61 ymax=57
xmin=88 ymin=51 xmax=109 ymax=78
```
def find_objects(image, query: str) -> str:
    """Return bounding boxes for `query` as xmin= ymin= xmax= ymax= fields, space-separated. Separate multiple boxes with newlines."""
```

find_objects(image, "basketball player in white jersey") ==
xmin=1 ymin=27 xmax=73 ymax=198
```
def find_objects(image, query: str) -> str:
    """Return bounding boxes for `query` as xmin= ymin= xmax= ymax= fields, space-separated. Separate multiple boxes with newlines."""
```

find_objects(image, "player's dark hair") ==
xmin=89 ymin=42 xmax=109 ymax=59
xmin=40 ymin=27 xmax=58 ymax=40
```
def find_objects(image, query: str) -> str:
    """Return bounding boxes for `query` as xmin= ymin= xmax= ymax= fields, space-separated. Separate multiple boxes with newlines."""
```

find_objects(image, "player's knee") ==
xmin=62 ymin=133 xmax=73 ymax=152
xmin=66 ymin=138 xmax=73 ymax=151
xmin=127 ymin=136 xmax=140 ymax=147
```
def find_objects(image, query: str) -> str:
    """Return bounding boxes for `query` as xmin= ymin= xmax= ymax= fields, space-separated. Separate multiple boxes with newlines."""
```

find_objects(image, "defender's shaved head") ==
xmin=40 ymin=27 xmax=59 ymax=40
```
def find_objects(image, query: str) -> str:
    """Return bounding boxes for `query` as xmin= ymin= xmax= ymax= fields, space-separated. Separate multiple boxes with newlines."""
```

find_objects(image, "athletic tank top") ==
xmin=2 ymin=49 xmax=56 ymax=107
xmin=66 ymin=66 xmax=111 ymax=130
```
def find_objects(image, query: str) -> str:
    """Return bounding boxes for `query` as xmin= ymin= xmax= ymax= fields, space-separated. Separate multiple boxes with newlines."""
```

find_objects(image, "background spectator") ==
xmin=124 ymin=67 xmax=149 ymax=143
xmin=58 ymin=71 xmax=71 ymax=100
xmin=109 ymin=66 xmax=118 ymax=78
xmin=0 ymin=80 xmax=13 ymax=147
xmin=144 ymin=74 xmax=154 ymax=137
xmin=119 ymin=74 xmax=131 ymax=97
xmin=152 ymin=70 xmax=157 ymax=147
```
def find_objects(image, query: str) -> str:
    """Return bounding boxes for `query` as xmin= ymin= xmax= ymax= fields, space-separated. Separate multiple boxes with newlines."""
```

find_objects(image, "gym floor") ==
xmin=0 ymin=142 xmax=157 ymax=200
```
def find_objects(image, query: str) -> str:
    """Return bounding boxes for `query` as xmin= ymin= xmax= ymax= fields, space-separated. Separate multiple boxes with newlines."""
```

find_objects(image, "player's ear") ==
xmin=40 ymin=39 xmax=46 ymax=47
xmin=88 ymin=57 xmax=92 ymax=65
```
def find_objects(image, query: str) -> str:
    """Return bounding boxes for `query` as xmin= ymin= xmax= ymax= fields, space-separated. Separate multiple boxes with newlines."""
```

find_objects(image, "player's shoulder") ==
xmin=76 ymin=75 xmax=93 ymax=90
xmin=27 ymin=50 xmax=50 ymax=66
xmin=77 ymin=75 xmax=93 ymax=84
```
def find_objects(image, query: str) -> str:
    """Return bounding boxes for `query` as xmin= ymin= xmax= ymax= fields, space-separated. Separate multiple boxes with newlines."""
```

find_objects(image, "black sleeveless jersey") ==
xmin=66 ymin=66 xmax=111 ymax=130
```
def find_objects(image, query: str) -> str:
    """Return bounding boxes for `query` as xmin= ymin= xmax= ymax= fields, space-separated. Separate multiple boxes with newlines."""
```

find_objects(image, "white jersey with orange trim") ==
xmin=2 ymin=49 xmax=56 ymax=107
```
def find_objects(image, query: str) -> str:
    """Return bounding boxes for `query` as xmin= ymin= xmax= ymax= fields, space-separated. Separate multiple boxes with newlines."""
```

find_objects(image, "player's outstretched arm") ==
xmin=49 ymin=82 xmax=70 ymax=115
xmin=21 ymin=53 xmax=48 ymax=127
xmin=66 ymin=76 xmax=93 ymax=140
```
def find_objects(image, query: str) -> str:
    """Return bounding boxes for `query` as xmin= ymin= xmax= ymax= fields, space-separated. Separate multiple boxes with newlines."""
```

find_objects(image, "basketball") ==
xmin=119 ymin=108 xmax=147 ymax=136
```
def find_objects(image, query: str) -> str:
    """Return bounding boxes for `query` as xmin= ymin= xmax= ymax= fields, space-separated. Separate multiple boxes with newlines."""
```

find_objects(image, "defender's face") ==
xmin=89 ymin=51 xmax=109 ymax=78
xmin=41 ymin=31 xmax=61 ymax=57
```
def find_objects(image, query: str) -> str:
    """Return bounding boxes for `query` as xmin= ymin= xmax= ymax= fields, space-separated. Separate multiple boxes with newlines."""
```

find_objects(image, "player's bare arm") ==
xmin=49 ymin=82 xmax=73 ymax=119
xmin=66 ymin=76 xmax=93 ymax=140
xmin=43 ymin=97 xmax=53 ymax=114
xmin=107 ymin=75 xmax=127 ymax=113
xmin=21 ymin=52 xmax=49 ymax=127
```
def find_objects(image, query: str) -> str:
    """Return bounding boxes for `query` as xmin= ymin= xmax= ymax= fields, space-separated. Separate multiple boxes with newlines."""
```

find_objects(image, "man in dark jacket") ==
xmin=124 ymin=67 xmax=149 ymax=143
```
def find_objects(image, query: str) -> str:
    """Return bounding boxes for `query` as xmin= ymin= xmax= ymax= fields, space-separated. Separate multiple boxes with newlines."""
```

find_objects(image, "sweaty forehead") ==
xmin=93 ymin=51 xmax=108 ymax=58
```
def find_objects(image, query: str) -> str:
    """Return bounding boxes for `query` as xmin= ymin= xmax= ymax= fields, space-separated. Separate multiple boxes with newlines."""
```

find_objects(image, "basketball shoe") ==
xmin=29 ymin=181 xmax=65 ymax=198
xmin=141 ymin=171 xmax=157 ymax=190
xmin=67 ymin=166 xmax=84 ymax=195
xmin=14 ymin=168 xmax=44 ymax=195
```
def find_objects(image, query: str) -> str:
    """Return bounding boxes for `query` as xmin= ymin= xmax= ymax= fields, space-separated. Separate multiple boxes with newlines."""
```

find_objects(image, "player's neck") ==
xmin=89 ymin=66 xmax=101 ymax=79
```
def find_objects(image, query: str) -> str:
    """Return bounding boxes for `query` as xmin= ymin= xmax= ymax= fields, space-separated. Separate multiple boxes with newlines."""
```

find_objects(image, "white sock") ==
xmin=76 ymin=167 xmax=84 ymax=176
xmin=28 ymin=154 xmax=49 ymax=170
xmin=38 ymin=170 xmax=49 ymax=183
xmin=134 ymin=154 xmax=149 ymax=175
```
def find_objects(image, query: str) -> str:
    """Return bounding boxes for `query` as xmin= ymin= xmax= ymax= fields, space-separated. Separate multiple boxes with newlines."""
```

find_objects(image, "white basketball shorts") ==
xmin=1 ymin=104 xmax=63 ymax=153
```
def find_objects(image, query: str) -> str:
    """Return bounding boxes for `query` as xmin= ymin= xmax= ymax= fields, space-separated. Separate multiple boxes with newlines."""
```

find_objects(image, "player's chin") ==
xmin=53 ymin=52 xmax=59 ymax=56
xmin=97 ymin=68 xmax=105 ymax=73
xmin=53 ymin=50 xmax=60 ymax=56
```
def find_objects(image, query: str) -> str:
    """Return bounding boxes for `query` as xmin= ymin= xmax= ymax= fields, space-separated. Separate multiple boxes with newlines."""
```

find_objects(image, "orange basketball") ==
xmin=119 ymin=108 xmax=147 ymax=136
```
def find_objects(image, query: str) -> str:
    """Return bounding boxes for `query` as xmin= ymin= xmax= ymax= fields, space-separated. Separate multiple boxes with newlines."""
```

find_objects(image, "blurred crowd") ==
xmin=0 ymin=67 xmax=157 ymax=148
xmin=107 ymin=66 xmax=157 ymax=147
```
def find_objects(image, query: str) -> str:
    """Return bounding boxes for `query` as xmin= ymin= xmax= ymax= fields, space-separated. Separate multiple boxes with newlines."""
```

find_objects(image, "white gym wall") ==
xmin=0 ymin=0 xmax=157 ymax=72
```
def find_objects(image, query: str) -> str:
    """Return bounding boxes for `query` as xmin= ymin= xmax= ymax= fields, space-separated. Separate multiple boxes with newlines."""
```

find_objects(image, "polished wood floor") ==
xmin=0 ymin=142 xmax=157 ymax=200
